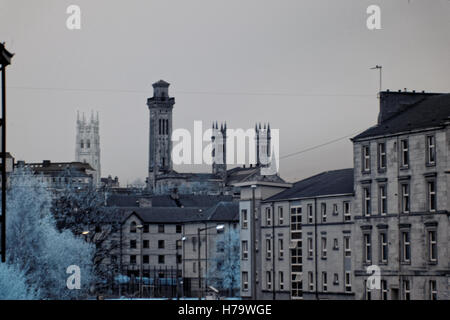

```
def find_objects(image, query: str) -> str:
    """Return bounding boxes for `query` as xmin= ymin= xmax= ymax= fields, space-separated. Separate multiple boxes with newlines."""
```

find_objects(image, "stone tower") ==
xmin=211 ymin=121 xmax=227 ymax=179
xmin=147 ymin=80 xmax=175 ymax=192
xmin=255 ymin=123 xmax=271 ymax=167
xmin=75 ymin=111 xmax=101 ymax=186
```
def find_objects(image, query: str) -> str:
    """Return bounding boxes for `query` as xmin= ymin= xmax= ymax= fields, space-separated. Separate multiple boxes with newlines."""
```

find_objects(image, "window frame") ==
xmin=266 ymin=238 xmax=272 ymax=260
xmin=242 ymin=272 xmax=249 ymax=291
xmin=343 ymin=201 xmax=351 ymax=221
xmin=345 ymin=271 xmax=351 ymax=292
xmin=427 ymin=229 xmax=437 ymax=263
xmin=322 ymin=272 xmax=328 ymax=292
xmin=308 ymin=272 xmax=314 ymax=292
xmin=426 ymin=135 xmax=436 ymax=166
xmin=400 ymin=139 xmax=409 ymax=168
xmin=279 ymin=271 xmax=284 ymax=290
xmin=278 ymin=207 xmax=284 ymax=225
xmin=242 ymin=240 xmax=249 ymax=260
xmin=362 ymin=145 xmax=371 ymax=172
xmin=278 ymin=238 xmax=284 ymax=260
xmin=307 ymin=237 xmax=313 ymax=259
xmin=378 ymin=142 xmax=387 ymax=170
xmin=402 ymin=280 xmax=411 ymax=300
xmin=427 ymin=180 xmax=436 ymax=212
xmin=266 ymin=207 xmax=272 ymax=226
xmin=266 ymin=271 xmax=272 ymax=290
xmin=321 ymin=203 xmax=327 ymax=222
xmin=429 ymin=280 xmax=437 ymax=300
xmin=381 ymin=280 xmax=388 ymax=300
xmin=401 ymin=183 xmax=410 ymax=214
xmin=321 ymin=237 xmax=327 ymax=259
xmin=363 ymin=233 xmax=372 ymax=264
xmin=241 ymin=209 xmax=248 ymax=229
xmin=401 ymin=231 xmax=411 ymax=264
xmin=379 ymin=231 xmax=388 ymax=264
xmin=363 ymin=187 xmax=371 ymax=216
xmin=379 ymin=184 xmax=387 ymax=215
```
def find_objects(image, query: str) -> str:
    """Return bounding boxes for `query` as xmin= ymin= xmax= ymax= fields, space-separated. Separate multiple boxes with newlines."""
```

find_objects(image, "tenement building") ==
xmin=239 ymin=169 xmax=355 ymax=300
xmin=351 ymin=91 xmax=450 ymax=300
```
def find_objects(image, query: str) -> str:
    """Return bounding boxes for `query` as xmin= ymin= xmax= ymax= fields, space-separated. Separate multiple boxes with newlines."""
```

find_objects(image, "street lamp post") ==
xmin=136 ymin=224 xmax=144 ymax=298
xmin=0 ymin=42 xmax=13 ymax=264
xmin=251 ymin=184 xmax=257 ymax=299
xmin=197 ymin=224 xmax=224 ymax=300
xmin=181 ymin=236 xmax=186 ymax=298
xmin=176 ymin=236 xmax=187 ymax=300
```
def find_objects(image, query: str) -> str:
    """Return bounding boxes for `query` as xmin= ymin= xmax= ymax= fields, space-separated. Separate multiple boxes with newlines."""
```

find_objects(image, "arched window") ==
xmin=130 ymin=221 xmax=137 ymax=233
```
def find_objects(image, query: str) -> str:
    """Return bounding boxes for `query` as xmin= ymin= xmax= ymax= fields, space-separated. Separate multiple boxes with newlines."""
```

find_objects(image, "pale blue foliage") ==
xmin=207 ymin=227 xmax=240 ymax=296
xmin=3 ymin=168 xmax=95 ymax=299
xmin=0 ymin=263 xmax=38 ymax=300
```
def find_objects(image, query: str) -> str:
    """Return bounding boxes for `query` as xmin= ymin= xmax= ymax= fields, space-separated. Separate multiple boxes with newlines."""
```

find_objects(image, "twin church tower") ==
xmin=74 ymin=80 xmax=276 ymax=193
xmin=146 ymin=80 xmax=275 ymax=194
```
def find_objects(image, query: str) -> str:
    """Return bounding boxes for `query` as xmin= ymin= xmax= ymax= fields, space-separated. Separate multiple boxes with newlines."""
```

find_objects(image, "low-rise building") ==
xmin=104 ymin=196 xmax=239 ymax=298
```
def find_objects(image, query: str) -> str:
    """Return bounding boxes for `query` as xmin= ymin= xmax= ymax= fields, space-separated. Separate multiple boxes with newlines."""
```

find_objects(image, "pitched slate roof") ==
xmin=121 ymin=201 xmax=239 ymax=224
xmin=205 ymin=201 xmax=239 ymax=221
xmin=353 ymin=93 xmax=450 ymax=140
xmin=123 ymin=207 xmax=209 ymax=223
xmin=264 ymin=168 xmax=354 ymax=202
xmin=106 ymin=193 xmax=234 ymax=208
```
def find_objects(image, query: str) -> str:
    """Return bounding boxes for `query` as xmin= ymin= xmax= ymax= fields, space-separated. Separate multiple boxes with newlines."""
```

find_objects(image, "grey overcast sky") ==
xmin=1 ymin=0 xmax=449 ymax=185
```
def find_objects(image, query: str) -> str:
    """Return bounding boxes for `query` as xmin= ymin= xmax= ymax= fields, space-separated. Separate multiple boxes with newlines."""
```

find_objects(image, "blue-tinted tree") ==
xmin=51 ymin=170 xmax=121 ymax=293
xmin=207 ymin=227 xmax=240 ymax=297
xmin=0 ymin=263 xmax=37 ymax=300
xmin=3 ymin=168 xmax=95 ymax=299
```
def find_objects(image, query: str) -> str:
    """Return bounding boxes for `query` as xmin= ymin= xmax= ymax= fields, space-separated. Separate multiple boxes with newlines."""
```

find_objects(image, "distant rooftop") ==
xmin=15 ymin=160 xmax=94 ymax=177
xmin=106 ymin=193 xmax=234 ymax=208
xmin=264 ymin=168 xmax=354 ymax=202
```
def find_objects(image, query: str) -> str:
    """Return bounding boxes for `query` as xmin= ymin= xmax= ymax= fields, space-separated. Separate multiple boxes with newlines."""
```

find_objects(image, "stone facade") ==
xmin=105 ymin=200 xmax=239 ymax=297
xmin=237 ymin=181 xmax=293 ymax=300
xmin=241 ymin=169 xmax=355 ymax=300
xmin=351 ymin=91 xmax=450 ymax=300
